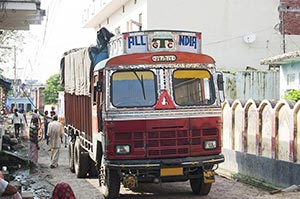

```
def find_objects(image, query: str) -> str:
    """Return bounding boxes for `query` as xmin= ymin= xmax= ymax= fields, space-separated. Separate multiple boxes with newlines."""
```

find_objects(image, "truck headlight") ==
xmin=115 ymin=144 xmax=130 ymax=155
xmin=204 ymin=140 xmax=217 ymax=150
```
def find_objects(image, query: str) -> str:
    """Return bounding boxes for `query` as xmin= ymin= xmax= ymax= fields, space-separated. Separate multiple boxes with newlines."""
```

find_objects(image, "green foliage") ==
xmin=283 ymin=89 xmax=300 ymax=101
xmin=43 ymin=74 xmax=63 ymax=104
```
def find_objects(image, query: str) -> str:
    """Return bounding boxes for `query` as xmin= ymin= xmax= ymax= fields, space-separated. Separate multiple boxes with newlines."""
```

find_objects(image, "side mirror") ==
xmin=217 ymin=72 xmax=224 ymax=91
xmin=217 ymin=72 xmax=225 ymax=102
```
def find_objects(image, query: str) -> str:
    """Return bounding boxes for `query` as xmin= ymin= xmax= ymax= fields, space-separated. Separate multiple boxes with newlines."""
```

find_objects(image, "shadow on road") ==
xmin=119 ymin=182 xmax=207 ymax=199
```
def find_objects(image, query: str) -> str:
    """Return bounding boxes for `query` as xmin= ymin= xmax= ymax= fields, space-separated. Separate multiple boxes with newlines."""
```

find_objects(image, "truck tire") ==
xmin=74 ymin=137 xmax=89 ymax=178
xmin=101 ymin=167 xmax=120 ymax=199
xmin=68 ymin=141 xmax=75 ymax=173
xmin=190 ymin=178 xmax=212 ymax=195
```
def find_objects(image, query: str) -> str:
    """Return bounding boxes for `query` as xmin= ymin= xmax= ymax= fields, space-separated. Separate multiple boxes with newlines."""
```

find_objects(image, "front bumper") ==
xmin=105 ymin=154 xmax=224 ymax=182
xmin=106 ymin=154 xmax=224 ymax=169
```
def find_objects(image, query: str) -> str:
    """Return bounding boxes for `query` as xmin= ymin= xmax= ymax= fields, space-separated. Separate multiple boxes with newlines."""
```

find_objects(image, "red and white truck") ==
xmin=61 ymin=30 xmax=225 ymax=199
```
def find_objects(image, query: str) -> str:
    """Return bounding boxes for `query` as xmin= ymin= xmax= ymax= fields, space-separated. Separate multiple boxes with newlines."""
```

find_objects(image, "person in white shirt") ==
xmin=19 ymin=109 xmax=27 ymax=137
xmin=12 ymin=109 xmax=23 ymax=138
xmin=47 ymin=115 xmax=64 ymax=168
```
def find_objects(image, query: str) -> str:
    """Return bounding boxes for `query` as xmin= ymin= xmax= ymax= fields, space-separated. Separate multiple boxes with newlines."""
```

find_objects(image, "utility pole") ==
xmin=282 ymin=11 xmax=286 ymax=53
xmin=13 ymin=46 xmax=16 ymax=107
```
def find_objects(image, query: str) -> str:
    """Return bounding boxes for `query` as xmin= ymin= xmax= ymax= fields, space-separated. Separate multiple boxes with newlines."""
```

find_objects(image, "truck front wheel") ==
xmin=100 ymin=167 xmax=120 ymax=199
xmin=190 ymin=177 xmax=212 ymax=195
xmin=74 ymin=137 xmax=89 ymax=178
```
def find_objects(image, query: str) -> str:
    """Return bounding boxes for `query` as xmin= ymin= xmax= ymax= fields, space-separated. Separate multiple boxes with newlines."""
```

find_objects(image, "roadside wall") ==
xmin=220 ymin=99 xmax=300 ymax=187
xmin=223 ymin=71 xmax=280 ymax=101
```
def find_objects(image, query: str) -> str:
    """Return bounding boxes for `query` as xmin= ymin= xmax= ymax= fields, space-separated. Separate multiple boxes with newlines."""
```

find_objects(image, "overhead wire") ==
xmin=203 ymin=26 xmax=275 ymax=46
xmin=32 ymin=0 xmax=62 ymax=81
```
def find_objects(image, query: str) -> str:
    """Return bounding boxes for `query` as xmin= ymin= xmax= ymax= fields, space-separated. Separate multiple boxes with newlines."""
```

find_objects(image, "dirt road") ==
xmin=22 ymin=139 xmax=299 ymax=199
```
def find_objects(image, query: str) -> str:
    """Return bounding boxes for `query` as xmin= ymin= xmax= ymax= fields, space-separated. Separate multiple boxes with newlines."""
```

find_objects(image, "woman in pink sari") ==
xmin=51 ymin=182 xmax=76 ymax=199
xmin=29 ymin=117 xmax=39 ymax=170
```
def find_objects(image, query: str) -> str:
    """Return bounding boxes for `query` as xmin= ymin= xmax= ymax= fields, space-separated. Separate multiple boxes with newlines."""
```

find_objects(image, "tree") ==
xmin=43 ymin=73 xmax=63 ymax=104
xmin=0 ymin=30 xmax=25 ymax=63
xmin=283 ymin=89 xmax=300 ymax=101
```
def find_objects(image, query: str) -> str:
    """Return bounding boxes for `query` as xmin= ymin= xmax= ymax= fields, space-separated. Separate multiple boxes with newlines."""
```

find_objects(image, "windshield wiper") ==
xmin=133 ymin=71 xmax=146 ymax=100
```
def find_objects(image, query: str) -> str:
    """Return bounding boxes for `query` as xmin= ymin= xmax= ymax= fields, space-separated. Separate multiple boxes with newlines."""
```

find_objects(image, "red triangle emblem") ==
xmin=154 ymin=90 xmax=176 ymax=109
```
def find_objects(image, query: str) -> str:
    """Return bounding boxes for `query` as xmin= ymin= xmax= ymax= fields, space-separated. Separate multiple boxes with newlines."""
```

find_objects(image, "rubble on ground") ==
xmin=0 ymin=115 xmax=52 ymax=199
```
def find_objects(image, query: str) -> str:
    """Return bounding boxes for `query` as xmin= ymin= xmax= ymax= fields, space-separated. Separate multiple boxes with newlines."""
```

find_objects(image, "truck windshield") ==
xmin=172 ymin=69 xmax=215 ymax=106
xmin=111 ymin=70 xmax=156 ymax=107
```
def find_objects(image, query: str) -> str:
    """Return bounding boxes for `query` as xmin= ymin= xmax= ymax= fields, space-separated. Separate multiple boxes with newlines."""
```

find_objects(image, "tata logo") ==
xmin=179 ymin=35 xmax=197 ymax=49
xmin=151 ymin=38 xmax=174 ymax=49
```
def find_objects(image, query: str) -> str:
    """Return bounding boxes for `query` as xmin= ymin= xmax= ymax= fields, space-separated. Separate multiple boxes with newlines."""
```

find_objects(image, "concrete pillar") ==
xmin=247 ymin=102 xmax=259 ymax=155
xmin=277 ymin=102 xmax=294 ymax=162
xmin=222 ymin=101 xmax=233 ymax=149
xmin=233 ymin=101 xmax=244 ymax=152
xmin=260 ymin=103 xmax=274 ymax=158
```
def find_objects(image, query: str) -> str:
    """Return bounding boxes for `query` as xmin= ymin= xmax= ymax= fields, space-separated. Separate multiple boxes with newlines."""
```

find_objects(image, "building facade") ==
xmin=6 ymin=96 xmax=34 ymax=112
xmin=82 ymin=0 xmax=300 ymax=72
xmin=0 ymin=0 xmax=45 ymax=30
xmin=261 ymin=50 xmax=300 ymax=98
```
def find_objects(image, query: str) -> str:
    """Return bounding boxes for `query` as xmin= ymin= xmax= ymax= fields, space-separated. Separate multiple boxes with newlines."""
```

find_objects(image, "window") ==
xmin=172 ymin=69 xmax=215 ymax=106
xmin=111 ymin=70 xmax=156 ymax=107
xmin=18 ymin=103 xmax=24 ymax=111
xmin=287 ymin=73 xmax=295 ymax=86
xmin=26 ymin=103 xmax=31 ymax=112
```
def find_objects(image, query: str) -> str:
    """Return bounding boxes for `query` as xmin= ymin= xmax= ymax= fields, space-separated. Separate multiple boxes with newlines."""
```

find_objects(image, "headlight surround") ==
xmin=204 ymin=140 xmax=217 ymax=150
xmin=115 ymin=144 xmax=131 ymax=155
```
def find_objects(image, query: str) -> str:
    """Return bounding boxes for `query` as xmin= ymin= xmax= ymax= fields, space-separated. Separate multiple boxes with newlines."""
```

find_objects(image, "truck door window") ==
xmin=111 ymin=70 xmax=156 ymax=107
xmin=173 ymin=69 xmax=215 ymax=106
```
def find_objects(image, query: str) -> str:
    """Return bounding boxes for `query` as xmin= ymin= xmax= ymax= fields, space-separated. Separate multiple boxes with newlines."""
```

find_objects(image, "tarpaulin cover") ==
xmin=63 ymin=48 xmax=91 ymax=96
xmin=89 ymin=27 xmax=114 ymax=67
xmin=61 ymin=27 xmax=114 ymax=96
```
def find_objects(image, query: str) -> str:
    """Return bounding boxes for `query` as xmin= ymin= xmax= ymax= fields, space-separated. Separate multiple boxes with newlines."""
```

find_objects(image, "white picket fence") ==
xmin=222 ymin=99 xmax=300 ymax=163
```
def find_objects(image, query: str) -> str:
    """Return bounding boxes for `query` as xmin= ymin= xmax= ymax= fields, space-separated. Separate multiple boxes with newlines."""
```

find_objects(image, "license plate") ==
xmin=203 ymin=170 xmax=215 ymax=183
xmin=160 ymin=167 xmax=183 ymax=176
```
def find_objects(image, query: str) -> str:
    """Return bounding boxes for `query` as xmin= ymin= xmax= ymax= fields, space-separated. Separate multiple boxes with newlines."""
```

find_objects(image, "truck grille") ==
xmin=147 ymin=130 xmax=189 ymax=158
xmin=114 ymin=127 xmax=218 ymax=159
xmin=111 ymin=110 xmax=222 ymax=160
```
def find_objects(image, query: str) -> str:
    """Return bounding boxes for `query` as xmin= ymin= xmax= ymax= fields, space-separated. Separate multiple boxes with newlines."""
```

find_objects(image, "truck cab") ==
xmin=62 ymin=30 xmax=225 ymax=199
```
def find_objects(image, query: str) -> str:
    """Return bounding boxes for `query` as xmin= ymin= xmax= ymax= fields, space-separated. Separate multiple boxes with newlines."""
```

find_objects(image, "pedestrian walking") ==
xmin=30 ymin=109 xmax=41 ymax=128
xmin=12 ymin=109 xmax=22 ymax=138
xmin=29 ymin=117 xmax=40 ymax=171
xmin=47 ymin=115 xmax=64 ymax=168
xmin=43 ymin=110 xmax=52 ymax=140
xmin=19 ymin=109 xmax=27 ymax=138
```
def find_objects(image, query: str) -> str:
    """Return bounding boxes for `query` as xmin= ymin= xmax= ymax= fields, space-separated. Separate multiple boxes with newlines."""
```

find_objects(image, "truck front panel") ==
xmin=105 ymin=116 xmax=221 ymax=160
